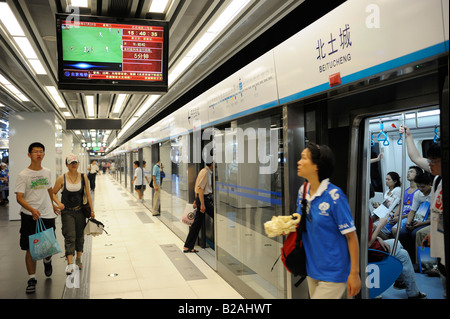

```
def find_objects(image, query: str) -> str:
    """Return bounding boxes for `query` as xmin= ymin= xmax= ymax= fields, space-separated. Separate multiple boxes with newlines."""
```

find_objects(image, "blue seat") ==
xmin=368 ymin=249 xmax=403 ymax=299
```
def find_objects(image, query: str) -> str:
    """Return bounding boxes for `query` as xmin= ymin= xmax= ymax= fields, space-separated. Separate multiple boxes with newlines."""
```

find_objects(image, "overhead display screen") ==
xmin=56 ymin=14 xmax=168 ymax=93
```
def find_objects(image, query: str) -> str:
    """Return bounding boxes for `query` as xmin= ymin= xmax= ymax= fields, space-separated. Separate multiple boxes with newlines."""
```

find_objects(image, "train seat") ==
xmin=368 ymin=249 xmax=403 ymax=299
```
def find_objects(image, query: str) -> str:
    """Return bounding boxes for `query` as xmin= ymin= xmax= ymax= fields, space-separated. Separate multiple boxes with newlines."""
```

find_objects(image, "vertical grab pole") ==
xmin=392 ymin=113 xmax=406 ymax=255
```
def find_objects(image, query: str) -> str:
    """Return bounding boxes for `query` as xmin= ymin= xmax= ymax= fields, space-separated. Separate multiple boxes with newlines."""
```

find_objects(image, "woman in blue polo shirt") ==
xmin=297 ymin=143 xmax=360 ymax=298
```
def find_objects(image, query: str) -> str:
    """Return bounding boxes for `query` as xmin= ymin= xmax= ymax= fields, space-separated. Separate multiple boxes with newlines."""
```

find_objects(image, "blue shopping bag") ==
xmin=28 ymin=218 xmax=62 ymax=261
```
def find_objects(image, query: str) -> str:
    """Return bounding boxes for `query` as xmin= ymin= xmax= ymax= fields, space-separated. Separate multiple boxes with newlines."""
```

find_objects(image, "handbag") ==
xmin=270 ymin=182 xmax=308 ymax=287
xmin=81 ymin=173 xmax=91 ymax=218
xmin=29 ymin=218 xmax=62 ymax=261
xmin=181 ymin=203 xmax=197 ymax=226
xmin=281 ymin=182 xmax=308 ymax=286
xmin=84 ymin=218 xmax=108 ymax=236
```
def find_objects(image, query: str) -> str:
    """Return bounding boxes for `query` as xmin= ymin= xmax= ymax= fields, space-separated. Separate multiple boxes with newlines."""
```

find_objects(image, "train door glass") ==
xmin=159 ymin=140 xmax=173 ymax=227
xmin=365 ymin=106 xmax=445 ymax=299
xmin=131 ymin=151 xmax=139 ymax=195
xmin=170 ymin=134 xmax=193 ymax=239
xmin=120 ymin=153 xmax=125 ymax=187
xmin=215 ymin=110 xmax=285 ymax=298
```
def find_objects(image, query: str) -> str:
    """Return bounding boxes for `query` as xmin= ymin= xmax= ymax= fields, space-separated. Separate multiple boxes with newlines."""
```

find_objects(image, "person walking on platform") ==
xmin=87 ymin=160 xmax=99 ymax=191
xmin=52 ymin=154 xmax=94 ymax=275
xmin=152 ymin=160 xmax=162 ymax=215
xmin=132 ymin=161 xmax=146 ymax=203
xmin=296 ymin=143 xmax=360 ymax=298
xmin=15 ymin=142 xmax=61 ymax=293
xmin=183 ymin=162 xmax=214 ymax=253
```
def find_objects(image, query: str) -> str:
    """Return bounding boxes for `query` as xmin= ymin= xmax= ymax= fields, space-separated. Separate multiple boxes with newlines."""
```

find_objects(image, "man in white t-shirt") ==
xmin=132 ymin=161 xmax=146 ymax=202
xmin=15 ymin=142 xmax=61 ymax=294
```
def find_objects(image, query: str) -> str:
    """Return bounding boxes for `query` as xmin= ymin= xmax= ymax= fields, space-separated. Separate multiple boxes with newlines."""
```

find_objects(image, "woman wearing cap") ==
xmin=52 ymin=153 xmax=94 ymax=274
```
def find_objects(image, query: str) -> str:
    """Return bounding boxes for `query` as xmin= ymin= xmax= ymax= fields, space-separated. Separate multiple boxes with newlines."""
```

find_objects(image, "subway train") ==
xmin=104 ymin=0 xmax=449 ymax=299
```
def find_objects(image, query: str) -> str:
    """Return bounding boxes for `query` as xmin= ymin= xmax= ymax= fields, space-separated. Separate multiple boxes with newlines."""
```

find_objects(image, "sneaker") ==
xmin=75 ymin=259 xmax=83 ymax=270
xmin=44 ymin=259 xmax=52 ymax=277
xmin=26 ymin=278 xmax=37 ymax=294
xmin=65 ymin=264 xmax=75 ymax=275
xmin=408 ymin=292 xmax=427 ymax=299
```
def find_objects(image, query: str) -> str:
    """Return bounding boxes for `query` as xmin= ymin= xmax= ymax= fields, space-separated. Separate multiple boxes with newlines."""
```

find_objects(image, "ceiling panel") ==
xmin=0 ymin=0 xmax=326 ymax=152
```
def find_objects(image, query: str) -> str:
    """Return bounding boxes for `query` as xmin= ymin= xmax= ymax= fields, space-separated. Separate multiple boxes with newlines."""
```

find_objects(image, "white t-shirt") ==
xmin=134 ymin=167 xmax=144 ymax=185
xmin=430 ymin=176 xmax=444 ymax=265
xmin=14 ymin=167 xmax=55 ymax=219
xmin=88 ymin=163 xmax=99 ymax=174
xmin=410 ymin=190 xmax=431 ymax=222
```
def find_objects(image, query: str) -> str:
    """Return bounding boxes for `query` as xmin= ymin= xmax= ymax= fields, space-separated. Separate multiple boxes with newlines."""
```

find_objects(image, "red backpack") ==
xmin=272 ymin=182 xmax=308 ymax=287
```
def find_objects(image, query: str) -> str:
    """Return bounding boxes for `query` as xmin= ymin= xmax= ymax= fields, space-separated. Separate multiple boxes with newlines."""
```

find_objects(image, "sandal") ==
xmin=183 ymin=248 xmax=199 ymax=253
xmin=75 ymin=259 xmax=83 ymax=270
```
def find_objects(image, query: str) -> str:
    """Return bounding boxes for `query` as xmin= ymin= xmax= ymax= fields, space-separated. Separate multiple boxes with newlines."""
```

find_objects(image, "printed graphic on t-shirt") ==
xmin=30 ymin=177 xmax=49 ymax=189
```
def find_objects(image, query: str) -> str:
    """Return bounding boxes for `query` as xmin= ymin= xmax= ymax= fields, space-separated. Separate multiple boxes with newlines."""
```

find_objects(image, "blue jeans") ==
xmin=384 ymin=239 xmax=419 ymax=297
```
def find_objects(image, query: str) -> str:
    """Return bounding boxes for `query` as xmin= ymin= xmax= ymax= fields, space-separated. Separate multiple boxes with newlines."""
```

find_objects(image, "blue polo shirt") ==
xmin=297 ymin=179 xmax=356 ymax=283
xmin=152 ymin=163 xmax=161 ymax=186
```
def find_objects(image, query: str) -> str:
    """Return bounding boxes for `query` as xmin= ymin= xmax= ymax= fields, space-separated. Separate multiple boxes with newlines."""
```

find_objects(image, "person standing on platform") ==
xmin=152 ymin=160 xmax=162 ymax=216
xmin=183 ymin=162 xmax=214 ymax=253
xmin=15 ymin=142 xmax=61 ymax=294
xmin=52 ymin=154 xmax=94 ymax=275
xmin=296 ymin=143 xmax=360 ymax=298
xmin=87 ymin=160 xmax=99 ymax=191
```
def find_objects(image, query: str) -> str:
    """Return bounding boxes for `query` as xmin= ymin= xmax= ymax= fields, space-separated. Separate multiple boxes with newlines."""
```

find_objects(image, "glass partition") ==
xmin=215 ymin=109 xmax=286 ymax=298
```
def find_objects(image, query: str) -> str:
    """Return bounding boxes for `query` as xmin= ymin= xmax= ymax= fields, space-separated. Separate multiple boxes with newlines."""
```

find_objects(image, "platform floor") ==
xmin=0 ymin=173 xmax=243 ymax=299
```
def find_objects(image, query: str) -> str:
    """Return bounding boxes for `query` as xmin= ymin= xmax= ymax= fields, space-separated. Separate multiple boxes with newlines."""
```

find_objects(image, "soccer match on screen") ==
xmin=62 ymin=24 xmax=123 ymax=64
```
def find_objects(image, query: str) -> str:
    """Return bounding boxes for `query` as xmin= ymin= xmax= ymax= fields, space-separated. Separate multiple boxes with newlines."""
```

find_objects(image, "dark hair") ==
xmin=143 ymin=161 xmax=146 ymax=165
xmin=387 ymin=171 xmax=401 ymax=188
xmin=134 ymin=161 xmax=140 ymax=167
xmin=409 ymin=165 xmax=423 ymax=176
xmin=306 ymin=142 xmax=335 ymax=182
xmin=206 ymin=162 xmax=213 ymax=167
xmin=414 ymin=172 xmax=432 ymax=185
xmin=427 ymin=142 xmax=441 ymax=159
xmin=28 ymin=142 xmax=45 ymax=154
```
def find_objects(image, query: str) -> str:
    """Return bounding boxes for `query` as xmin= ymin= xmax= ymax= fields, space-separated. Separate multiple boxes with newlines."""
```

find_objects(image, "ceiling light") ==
xmin=70 ymin=0 xmax=89 ymax=7
xmin=86 ymin=95 xmax=95 ymax=117
xmin=63 ymin=111 xmax=72 ymax=117
xmin=45 ymin=86 xmax=66 ymax=108
xmin=109 ymin=138 xmax=118 ymax=149
xmin=13 ymin=37 xmax=38 ymax=59
xmin=12 ymin=37 xmax=47 ymax=75
xmin=0 ymin=74 xmax=30 ymax=102
xmin=149 ymin=0 xmax=170 ymax=13
xmin=135 ymin=95 xmax=159 ymax=117
xmin=113 ymin=94 xmax=127 ymax=113
xmin=0 ymin=3 xmax=25 ymax=36
xmin=28 ymin=59 xmax=47 ymax=75
xmin=118 ymin=117 xmax=138 ymax=139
